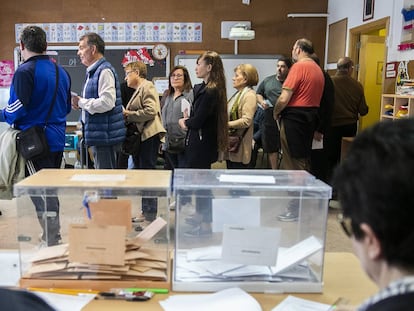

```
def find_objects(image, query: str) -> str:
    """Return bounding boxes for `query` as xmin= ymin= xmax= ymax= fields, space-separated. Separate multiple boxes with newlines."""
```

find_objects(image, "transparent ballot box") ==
xmin=14 ymin=169 xmax=171 ymax=290
xmin=173 ymin=169 xmax=331 ymax=293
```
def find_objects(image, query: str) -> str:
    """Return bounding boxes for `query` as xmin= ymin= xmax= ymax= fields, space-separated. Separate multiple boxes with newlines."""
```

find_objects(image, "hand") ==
xmin=178 ymin=117 xmax=188 ymax=130
xmin=71 ymin=95 xmax=80 ymax=110
xmin=183 ymin=108 xmax=189 ymax=118
xmin=314 ymin=131 xmax=323 ymax=141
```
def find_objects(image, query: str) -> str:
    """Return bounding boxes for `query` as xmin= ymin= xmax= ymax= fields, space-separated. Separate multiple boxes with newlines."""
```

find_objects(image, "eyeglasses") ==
xmin=170 ymin=74 xmax=183 ymax=79
xmin=337 ymin=213 xmax=353 ymax=238
xmin=125 ymin=71 xmax=136 ymax=77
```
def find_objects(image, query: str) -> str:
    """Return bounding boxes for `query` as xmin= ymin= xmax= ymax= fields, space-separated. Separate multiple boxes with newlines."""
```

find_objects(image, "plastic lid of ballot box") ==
xmin=13 ymin=169 xmax=172 ymax=291
xmin=172 ymin=169 xmax=332 ymax=293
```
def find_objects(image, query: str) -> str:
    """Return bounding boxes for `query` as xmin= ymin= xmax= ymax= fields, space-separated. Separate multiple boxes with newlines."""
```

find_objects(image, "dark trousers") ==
xmin=226 ymin=160 xmax=249 ymax=169
xmin=164 ymin=151 xmax=186 ymax=170
xmin=132 ymin=135 xmax=160 ymax=219
xmin=26 ymin=151 xmax=63 ymax=246
xmin=325 ymin=123 xmax=357 ymax=185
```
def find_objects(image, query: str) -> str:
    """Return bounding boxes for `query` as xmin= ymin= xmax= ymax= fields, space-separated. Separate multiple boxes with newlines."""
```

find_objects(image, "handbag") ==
xmin=167 ymin=136 xmax=185 ymax=154
xmin=228 ymin=128 xmax=248 ymax=153
xmin=16 ymin=63 xmax=59 ymax=161
xmin=121 ymin=123 xmax=141 ymax=156
xmin=16 ymin=126 xmax=50 ymax=160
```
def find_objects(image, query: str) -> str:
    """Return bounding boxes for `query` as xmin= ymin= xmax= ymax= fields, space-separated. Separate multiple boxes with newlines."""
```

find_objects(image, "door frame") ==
xmin=348 ymin=16 xmax=390 ymax=93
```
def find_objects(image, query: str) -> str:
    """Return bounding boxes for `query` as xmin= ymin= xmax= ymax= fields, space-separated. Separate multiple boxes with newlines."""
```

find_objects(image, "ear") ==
xmin=206 ymin=63 xmax=212 ymax=73
xmin=359 ymin=223 xmax=382 ymax=260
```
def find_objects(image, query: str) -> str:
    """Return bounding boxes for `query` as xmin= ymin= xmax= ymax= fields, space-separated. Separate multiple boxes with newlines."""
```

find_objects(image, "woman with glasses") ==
xmin=123 ymin=61 xmax=166 ymax=229
xmin=161 ymin=66 xmax=193 ymax=169
xmin=333 ymin=119 xmax=414 ymax=311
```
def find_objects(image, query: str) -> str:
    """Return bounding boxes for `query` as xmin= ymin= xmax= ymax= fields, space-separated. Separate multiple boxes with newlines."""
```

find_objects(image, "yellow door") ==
xmin=358 ymin=35 xmax=385 ymax=130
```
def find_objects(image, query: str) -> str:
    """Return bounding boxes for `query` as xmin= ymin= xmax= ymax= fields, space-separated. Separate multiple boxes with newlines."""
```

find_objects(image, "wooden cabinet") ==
xmin=380 ymin=94 xmax=414 ymax=120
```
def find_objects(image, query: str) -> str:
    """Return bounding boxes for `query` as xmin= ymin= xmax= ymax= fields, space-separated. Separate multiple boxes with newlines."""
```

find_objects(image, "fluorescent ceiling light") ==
xmin=287 ymin=13 xmax=329 ymax=18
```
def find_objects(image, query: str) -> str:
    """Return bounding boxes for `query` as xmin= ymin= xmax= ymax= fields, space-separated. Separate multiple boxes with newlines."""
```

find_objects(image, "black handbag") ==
xmin=16 ymin=126 xmax=50 ymax=160
xmin=121 ymin=123 xmax=141 ymax=156
xmin=227 ymin=128 xmax=248 ymax=153
xmin=16 ymin=63 xmax=58 ymax=161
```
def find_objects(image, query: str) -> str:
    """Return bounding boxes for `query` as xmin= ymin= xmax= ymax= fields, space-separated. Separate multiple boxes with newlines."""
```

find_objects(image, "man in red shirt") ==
xmin=273 ymin=38 xmax=325 ymax=221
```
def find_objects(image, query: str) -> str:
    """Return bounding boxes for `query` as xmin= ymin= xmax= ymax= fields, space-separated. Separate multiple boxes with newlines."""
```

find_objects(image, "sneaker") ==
xmin=183 ymin=226 xmax=212 ymax=238
xmin=38 ymin=233 xmax=62 ymax=247
xmin=185 ymin=216 xmax=202 ymax=226
xmin=134 ymin=220 xmax=152 ymax=232
xmin=184 ymin=213 xmax=202 ymax=226
xmin=277 ymin=211 xmax=298 ymax=222
xmin=132 ymin=214 xmax=145 ymax=223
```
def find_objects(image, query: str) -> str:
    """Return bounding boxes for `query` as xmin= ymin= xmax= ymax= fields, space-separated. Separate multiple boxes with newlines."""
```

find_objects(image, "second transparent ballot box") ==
xmin=173 ymin=169 xmax=331 ymax=293
xmin=14 ymin=169 xmax=171 ymax=290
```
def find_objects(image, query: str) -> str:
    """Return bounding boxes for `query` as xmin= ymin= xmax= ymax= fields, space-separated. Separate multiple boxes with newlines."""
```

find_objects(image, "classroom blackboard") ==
xmin=14 ymin=45 xmax=170 ymax=124
xmin=175 ymin=54 xmax=282 ymax=99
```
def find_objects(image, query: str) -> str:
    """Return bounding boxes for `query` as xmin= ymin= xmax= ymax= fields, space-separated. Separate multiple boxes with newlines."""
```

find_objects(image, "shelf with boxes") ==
xmin=380 ymin=94 xmax=414 ymax=120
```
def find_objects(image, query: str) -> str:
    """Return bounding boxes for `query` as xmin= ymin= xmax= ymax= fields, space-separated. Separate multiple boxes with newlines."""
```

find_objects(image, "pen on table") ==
xmin=119 ymin=287 xmax=169 ymax=294
xmin=98 ymin=291 xmax=153 ymax=301
xmin=328 ymin=297 xmax=349 ymax=311
xmin=27 ymin=287 xmax=100 ymax=295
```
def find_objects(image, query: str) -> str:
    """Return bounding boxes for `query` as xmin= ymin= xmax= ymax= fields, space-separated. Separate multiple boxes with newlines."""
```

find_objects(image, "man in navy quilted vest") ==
xmin=72 ymin=32 xmax=126 ymax=169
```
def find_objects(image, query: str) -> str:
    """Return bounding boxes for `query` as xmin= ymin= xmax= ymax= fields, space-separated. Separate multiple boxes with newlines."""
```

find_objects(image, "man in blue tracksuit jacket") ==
xmin=0 ymin=25 xmax=72 ymax=246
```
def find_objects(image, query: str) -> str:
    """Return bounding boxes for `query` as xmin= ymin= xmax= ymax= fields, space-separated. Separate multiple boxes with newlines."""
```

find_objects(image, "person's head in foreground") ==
xmin=333 ymin=118 xmax=414 ymax=311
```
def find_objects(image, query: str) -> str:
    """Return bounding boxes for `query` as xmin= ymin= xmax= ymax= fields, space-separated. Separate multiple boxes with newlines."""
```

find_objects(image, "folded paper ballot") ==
xmin=160 ymin=287 xmax=261 ymax=311
xmin=271 ymin=295 xmax=331 ymax=311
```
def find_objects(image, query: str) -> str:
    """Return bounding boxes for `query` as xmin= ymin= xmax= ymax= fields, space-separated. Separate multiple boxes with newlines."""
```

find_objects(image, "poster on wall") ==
xmin=15 ymin=22 xmax=202 ymax=43
xmin=0 ymin=60 xmax=14 ymax=87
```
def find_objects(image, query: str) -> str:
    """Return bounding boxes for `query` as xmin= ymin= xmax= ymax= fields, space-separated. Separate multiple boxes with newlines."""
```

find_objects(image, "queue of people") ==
xmin=5 ymin=25 xmax=414 ymax=311
xmin=2 ymin=26 xmax=372 ymax=236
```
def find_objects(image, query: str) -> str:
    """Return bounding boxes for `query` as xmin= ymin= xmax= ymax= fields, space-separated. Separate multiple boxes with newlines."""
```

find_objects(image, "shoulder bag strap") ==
xmin=44 ymin=62 xmax=59 ymax=127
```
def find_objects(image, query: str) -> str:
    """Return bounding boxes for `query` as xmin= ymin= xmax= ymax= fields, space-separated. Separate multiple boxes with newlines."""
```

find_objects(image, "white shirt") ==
xmin=78 ymin=59 xmax=116 ymax=116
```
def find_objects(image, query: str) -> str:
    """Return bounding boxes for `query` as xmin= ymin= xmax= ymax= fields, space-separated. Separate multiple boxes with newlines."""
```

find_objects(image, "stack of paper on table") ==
xmin=24 ymin=217 xmax=168 ymax=281
xmin=160 ymin=287 xmax=262 ymax=311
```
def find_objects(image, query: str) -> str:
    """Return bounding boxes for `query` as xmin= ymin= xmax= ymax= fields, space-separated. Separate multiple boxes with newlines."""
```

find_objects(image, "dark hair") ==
xmin=278 ymin=56 xmax=293 ymax=69
xmin=333 ymin=119 xmax=414 ymax=270
xmin=20 ymin=26 xmax=47 ymax=53
xmin=79 ymin=32 xmax=105 ymax=55
xmin=197 ymin=51 xmax=228 ymax=152
xmin=167 ymin=65 xmax=192 ymax=95
xmin=295 ymin=38 xmax=315 ymax=55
